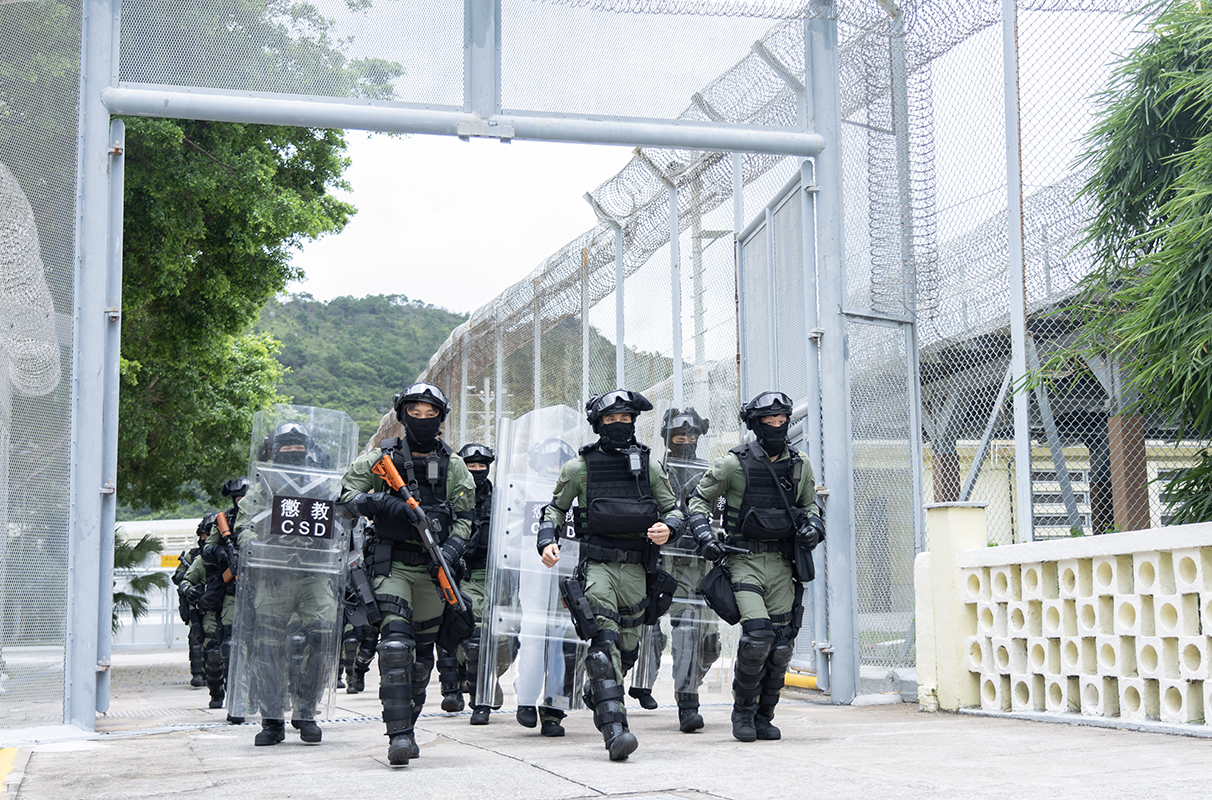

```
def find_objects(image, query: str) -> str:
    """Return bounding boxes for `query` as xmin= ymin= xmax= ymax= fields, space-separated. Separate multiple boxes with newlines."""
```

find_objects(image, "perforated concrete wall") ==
xmin=957 ymin=526 xmax=1212 ymax=728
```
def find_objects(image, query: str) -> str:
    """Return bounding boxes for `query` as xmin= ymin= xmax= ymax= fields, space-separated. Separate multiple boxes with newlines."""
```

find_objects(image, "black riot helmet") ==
xmin=739 ymin=391 xmax=794 ymax=430
xmin=660 ymin=407 xmax=710 ymax=441
xmin=584 ymin=389 xmax=654 ymax=434
xmin=221 ymin=476 xmax=251 ymax=500
xmin=393 ymin=382 xmax=450 ymax=422
xmin=196 ymin=512 xmax=218 ymax=540
xmin=258 ymin=422 xmax=329 ymax=468
xmin=529 ymin=438 xmax=576 ymax=476
xmin=458 ymin=443 xmax=495 ymax=466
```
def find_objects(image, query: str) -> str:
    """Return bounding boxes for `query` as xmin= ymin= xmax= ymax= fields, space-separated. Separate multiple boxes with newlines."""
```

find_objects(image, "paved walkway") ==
xmin=3 ymin=650 xmax=1211 ymax=800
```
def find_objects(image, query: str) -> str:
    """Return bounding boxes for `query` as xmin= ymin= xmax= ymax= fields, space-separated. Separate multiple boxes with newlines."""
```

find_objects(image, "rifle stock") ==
xmin=214 ymin=511 xmax=238 ymax=583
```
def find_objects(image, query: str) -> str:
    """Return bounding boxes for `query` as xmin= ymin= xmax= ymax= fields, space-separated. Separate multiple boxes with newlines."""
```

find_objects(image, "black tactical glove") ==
xmin=353 ymin=492 xmax=420 ymax=526
xmin=183 ymin=584 xmax=204 ymax=606
xmin=687 ymin=512 xmax=725 ymax=561
xmin=428 ymin=537 xmax=467 ymax=582
xmin=798 ymin=513 xmax=826 ymax=550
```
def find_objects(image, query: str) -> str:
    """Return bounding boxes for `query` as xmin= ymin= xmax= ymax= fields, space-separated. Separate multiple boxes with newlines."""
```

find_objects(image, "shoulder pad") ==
xmin=379 ymin=437 xmax=400 ymax=452
xmin=729 ymin=442 xmax=750 ymax=458
xmin=437 ymin=440 xmax=454 ymax=456
xmin=578 ymin=442 xmax=599 ymax=457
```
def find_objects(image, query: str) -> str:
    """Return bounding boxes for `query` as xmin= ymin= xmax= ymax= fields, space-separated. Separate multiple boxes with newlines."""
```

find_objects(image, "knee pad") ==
xmin=205 ymin=646 xmax=224 ymax=670
xmin=377 ymin=634 xmax=415 ymax=672
xmin=584 ymin=648 xmax=613 ymax=681
xmin=767 ymin=638 xmax=794 ymax=671
xmin=738 ymin=619 xmax=775 ymax=669
xmin=702 ymin=632 xmax=722 ymax=664
xmin=590 ymin=629 xmax=618 ymax=653
xmin=656 ymin=629 xmax=669 ymax=653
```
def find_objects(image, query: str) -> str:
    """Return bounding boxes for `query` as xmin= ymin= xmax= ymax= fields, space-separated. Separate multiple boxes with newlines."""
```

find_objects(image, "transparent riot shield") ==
xmin=228 ymin=404 xmax=358 ymax=722
xmin=477 ymin=406 xmax=587 ymax=713
xmin=631 ymin=452 xmax=735 ymax=707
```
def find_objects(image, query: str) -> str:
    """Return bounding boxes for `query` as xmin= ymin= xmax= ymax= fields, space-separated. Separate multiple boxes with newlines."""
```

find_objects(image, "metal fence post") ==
xmin=670 ymin=183 xmax=682 ymax=405
xmin=1003 ymin=0 xmax=1033 ymax=542
xmin=614 ymin=223 xmax=624 ymax=388
xmin=809 ymin=1 xmax=858 ymax=705
xmin=67 ymin=0 xmax=121 ymax=730
xmin=533 ymin=278 xmax=541 ymax=410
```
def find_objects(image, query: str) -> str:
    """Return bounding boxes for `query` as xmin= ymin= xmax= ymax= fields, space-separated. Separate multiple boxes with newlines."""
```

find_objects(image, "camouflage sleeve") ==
xmin=445 ymin=454 xmax=475 ymax=543
xmin=183 ymin=553 xmax=205 ymax=586
xmin=543 ymin=457 xmax=584 ymax=527
xmin=687 ymin=453 xmax=739 ymax=517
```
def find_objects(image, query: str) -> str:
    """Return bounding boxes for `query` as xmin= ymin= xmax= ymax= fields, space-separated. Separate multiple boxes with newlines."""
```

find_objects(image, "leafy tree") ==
xmin=1058 ymin=1 xmax=1212 ymax=523
xmin=111 ymin=529 xmax=169 ymax=633
xmin=255 ymin=294 xmax=468 ymax=445
xmin=115 ymin=0 xmax=405 ymax=510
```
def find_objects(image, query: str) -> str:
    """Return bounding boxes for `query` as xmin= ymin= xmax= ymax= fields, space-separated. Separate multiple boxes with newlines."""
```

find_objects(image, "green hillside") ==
xmin=257 ymin=293 xmax=468 ymax=446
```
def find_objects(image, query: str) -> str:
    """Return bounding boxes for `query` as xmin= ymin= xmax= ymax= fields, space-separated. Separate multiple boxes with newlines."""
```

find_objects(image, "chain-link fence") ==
xmin=3 ymin=0 xmax=1199 ymax=727
xmin=419 ymin=3 xmax=1197 ymax=680
xmin=0 ymin=0 xmax=81 ymax=729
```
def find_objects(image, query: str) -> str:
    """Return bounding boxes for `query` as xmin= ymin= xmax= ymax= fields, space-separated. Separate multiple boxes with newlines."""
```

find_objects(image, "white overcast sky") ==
xmin=287 ymin=132 xmax=636 ymax=316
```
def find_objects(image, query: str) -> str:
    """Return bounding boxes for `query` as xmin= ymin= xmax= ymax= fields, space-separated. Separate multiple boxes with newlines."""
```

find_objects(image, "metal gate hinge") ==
xmin=108 ymin=144 xmax=123 ymax=156
xmin=104 ymin=306 xmax=120 ymax=322
xmin=816 ymin=642 xmax=833 ymax=654
xmin=96 ymin=660 xmax=111 ymax=672
xmin=815 ymin=485 xmax=829 ymax=497
xmin=809 ymin=327 xmax=824 ymax=341
xmin=101 ymin=481 xmax=115 ymax=496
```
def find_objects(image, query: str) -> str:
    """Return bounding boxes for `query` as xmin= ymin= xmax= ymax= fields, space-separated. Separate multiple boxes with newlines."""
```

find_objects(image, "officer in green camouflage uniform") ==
xmin=686 ymin=391 xmax=823 ymax=743
xmin=172 ymin=515 xmax=211 ymax=687
xmin=342 ymin=383 xmax=476 ymax=766
xmin=538 ymin=390 xmax=683 ymax=761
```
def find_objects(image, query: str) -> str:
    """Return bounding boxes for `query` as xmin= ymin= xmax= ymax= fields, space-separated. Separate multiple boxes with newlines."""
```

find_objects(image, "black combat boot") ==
xmin=292 ymin=718 xmax=323 ymax=743
xmin=731 ymin=702 xmax=758 ymax=742
xmin=754 ymin=708 xmax=781 ymax=740
xmin=540 ymin=708 xmax=566 ymax=737
xmin=628 ymin=686 xmax=658 ymax=709
xmin=348 ymin=666 xmax=367 ymax=694
xmin=469 ymin=706 xmax=491 ymax=725
xmin=207 ymin=683 xmax=225 ymax=710
xmin=515 ymin=705 xmax=538 ymax=728
xmin=387 ymin=731 xmax=419 ymax=766
xmin=675 ymin=691 xmax=703 ymax=733
xmin=254 ymin=719 xmax=286 ymax=746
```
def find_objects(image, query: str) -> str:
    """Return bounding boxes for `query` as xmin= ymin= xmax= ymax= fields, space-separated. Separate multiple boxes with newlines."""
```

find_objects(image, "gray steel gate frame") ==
xmin=60 ymin=0 xmax=1039 ymax=729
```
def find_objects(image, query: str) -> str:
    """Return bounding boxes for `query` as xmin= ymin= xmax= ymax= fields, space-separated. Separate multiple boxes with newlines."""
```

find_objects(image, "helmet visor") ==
xmin=459 ymin=443 xmax=494 ymax=462
xmin=401 ymin=382 xmax=449 ymax=409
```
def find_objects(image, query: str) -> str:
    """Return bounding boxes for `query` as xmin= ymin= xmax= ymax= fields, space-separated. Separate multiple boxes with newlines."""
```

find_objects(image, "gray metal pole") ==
xmin=888 ymin=9 xmax=928 ymax=555
xmin=533 ymin=278 xmax=541 ymax=410
xmin=692 ymin=178 xmax=706 ymax=365
xmin=809 ymin=1 xmax=858 ymax=705
xmin=494 ymin=299 xmax=504 ymax=436
xmin=1003 ymin=0 xmax=1034 ymax=542
xmin=581 ymin=247 xmax=590 ymax=403
xmin=102 ymin=86 xmax=827 ymax=158
xmin=733 ymin=152 xmax=744 ymax=413
xmin=614 ymin=223 xmax=625 ymax=388
xmin=459 ymin=329 xmax=469 ymax=444
xmin=66 ymin=0 xmax=120 ymax=730
xmin=670 ymin=183 xmax=683 ymax=406
xmin=96 ymin=118 xmax=125 ymax=715
xmin=464 ymin=0 xmax=501 ymax=118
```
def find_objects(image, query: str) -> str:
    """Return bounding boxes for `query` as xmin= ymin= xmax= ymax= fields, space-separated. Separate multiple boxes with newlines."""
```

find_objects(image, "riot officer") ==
xmin=342 ymin=383 xmax=476 ymax=766
xmin=439 ymin=442 xmax=510 ymax=725
xmin=172 ymin=515 xmax=212 ymax=687
xmin=538 ymin=390 xmax=683 ymax=761
xmin=643 ymin=407 xmax=722 ymax=732
xmin=340 ymin=526 xmax=380 ymax=694
xmin=235 ymin=424 xmax=339 ymax=746
xmin=686 ymin=391 xmax=824 ymax=742
xmin=181 ymin=509 xmax=242 ymax=722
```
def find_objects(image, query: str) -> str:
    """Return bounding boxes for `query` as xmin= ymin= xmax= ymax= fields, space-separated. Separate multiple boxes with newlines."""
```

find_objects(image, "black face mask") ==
xmin=755 ymin=422 xmax=788 ymax=457
xmin=667 ymin=441 xmax=697 ymax=459
xmin=471 ymin=470 xmax=489 ymax=488
xmin=275 ymin=448 xmax=308 ymax=466
xmin=404 ymin=415 xmax=442 ymax=449
xmin=599 ymin=420 xmax=635 ymax=448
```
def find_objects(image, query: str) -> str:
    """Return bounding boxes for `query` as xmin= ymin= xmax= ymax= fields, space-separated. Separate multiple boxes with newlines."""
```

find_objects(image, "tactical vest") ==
xmin=464 ymin=481 xmax=493 ymax=570
xmin=374 ymin=438 xmax=455 ymax=554
xmin=573 ymin=444 xmax=660 ymax=564
xmin=723 ymin=442 xmax=802 ymax=542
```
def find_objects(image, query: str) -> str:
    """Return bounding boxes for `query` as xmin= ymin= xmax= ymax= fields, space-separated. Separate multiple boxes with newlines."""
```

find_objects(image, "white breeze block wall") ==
xmin=955 ymin=523 xmax=1212 ymax=730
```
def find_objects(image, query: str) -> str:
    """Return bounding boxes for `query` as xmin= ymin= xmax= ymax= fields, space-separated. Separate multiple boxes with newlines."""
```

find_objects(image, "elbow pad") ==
xmin=662 ymin=515 xmax=684 ymax=538
xmin=686 ymin=513 xmax=713 ymax=546
xmin=536 ymin=519 xmax=558 ymax=556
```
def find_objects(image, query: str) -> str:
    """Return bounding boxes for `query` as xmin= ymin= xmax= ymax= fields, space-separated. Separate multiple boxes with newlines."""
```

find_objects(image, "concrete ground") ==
xmin=3 ymin=649 xmax=1212 ymax=800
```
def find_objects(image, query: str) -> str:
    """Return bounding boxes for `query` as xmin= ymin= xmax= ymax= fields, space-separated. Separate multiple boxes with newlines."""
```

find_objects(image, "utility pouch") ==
xmin=740 ymin=506 xmax=795 ymax=540
xmin=559 ymin=575 xmax=599 ymax=640
xmin=700 ymin=562 xmax=742 ymax=626
xmin=644 ymin=568 xmax=678 ymax=625
xmin=792 ymin=537 xmax=816 ymax=583
xmin=372 ymin=539 xmax=393 ymax=577
xmin=587 ymin=497 xmax=660 ymax=536
xmin=789 ymin=581 xmax=805 ymax=638
xmin=436 ymin=595 xmax=476 ymax=653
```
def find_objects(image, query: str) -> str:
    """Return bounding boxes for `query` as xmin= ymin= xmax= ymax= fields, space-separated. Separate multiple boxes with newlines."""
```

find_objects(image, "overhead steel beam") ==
xmin=101 ymin=86 xmax=827 ymax=157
